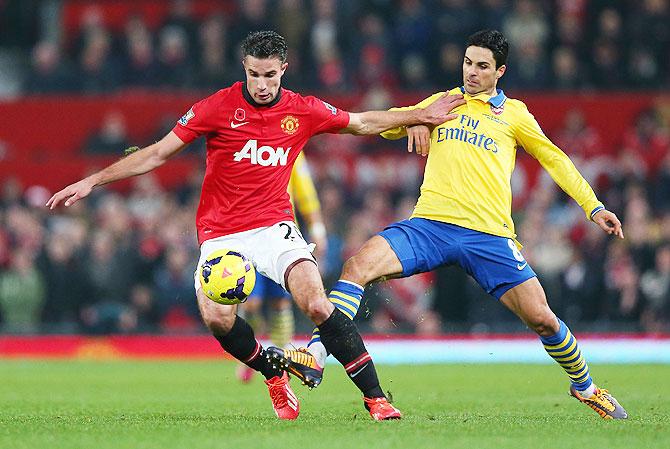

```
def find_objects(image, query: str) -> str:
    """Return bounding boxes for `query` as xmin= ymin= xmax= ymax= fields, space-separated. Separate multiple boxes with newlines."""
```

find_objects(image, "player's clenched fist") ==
xmin=419 ymin=93 xmax=465 ymax=127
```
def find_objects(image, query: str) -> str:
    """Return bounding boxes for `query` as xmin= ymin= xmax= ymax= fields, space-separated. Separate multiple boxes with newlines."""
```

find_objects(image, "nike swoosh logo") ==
xmin=230 ymin=121 xmax=249 ymax=128
xmin=349 ymin=363 xmax=369 ymax=378
xmin=517 ymin=262 xmax=528 ymax=270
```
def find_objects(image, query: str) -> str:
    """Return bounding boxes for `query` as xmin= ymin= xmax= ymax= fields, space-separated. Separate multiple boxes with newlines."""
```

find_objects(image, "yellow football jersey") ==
xmin=288 ymin=152 xmax=320 ymax=216
xmin=381 ymin=87 xmax=603 ymax=242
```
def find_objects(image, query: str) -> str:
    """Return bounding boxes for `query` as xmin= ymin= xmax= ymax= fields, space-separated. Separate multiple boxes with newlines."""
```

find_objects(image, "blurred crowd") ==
xmin=1 ymin=102 xmax=670 ymax=335
xmin=0 ymin=0 xmax=668 ymax=95
xmin=1 ymin=0 xmax=669 ymax=336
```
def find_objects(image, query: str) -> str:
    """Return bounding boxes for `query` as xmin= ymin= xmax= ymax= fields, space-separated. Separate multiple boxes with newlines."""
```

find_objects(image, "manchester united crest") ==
xmin=281 ymin=115 xmax=299 ymax=135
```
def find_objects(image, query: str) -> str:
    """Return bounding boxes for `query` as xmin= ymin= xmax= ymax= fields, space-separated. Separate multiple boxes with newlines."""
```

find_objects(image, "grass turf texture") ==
xmin=1 ymin=361 xmax=668 ymax=449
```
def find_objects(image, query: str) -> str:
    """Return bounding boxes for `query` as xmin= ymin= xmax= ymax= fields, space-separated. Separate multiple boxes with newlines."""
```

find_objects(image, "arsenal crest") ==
xmin=490 ymin=104 xmax=504 ymax=115
xmin=281 ymin=115 xmax=299 ymax=134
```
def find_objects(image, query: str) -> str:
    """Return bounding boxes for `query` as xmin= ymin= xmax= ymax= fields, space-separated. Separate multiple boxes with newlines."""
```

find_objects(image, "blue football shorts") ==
xmin=248 ymin=273 xmax=290 ymax=301
xmin=378 ymin=218 xmax=537 ymax=300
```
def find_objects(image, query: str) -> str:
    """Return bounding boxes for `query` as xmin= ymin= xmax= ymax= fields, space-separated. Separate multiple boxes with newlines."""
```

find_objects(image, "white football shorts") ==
xmin=193 ymin=220 xmax=316 ymax=293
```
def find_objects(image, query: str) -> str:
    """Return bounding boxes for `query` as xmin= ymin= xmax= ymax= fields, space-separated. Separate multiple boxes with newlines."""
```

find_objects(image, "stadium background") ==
xmin=0 ymin=0 xmax=669 ymax=356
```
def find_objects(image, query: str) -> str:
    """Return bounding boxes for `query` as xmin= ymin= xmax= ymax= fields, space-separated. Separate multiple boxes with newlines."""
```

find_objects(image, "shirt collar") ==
xmin=459 ymin=86 xmax=506 ymax=108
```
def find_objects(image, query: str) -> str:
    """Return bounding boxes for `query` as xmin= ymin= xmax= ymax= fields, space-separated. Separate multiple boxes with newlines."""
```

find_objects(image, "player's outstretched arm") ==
xmin=592 ymin=209 xmax=624 ymax=239
xmin=46 ymin=131 xmax=187 ymax=209
xmin=343 ymin=93 xmax=464 ymax=136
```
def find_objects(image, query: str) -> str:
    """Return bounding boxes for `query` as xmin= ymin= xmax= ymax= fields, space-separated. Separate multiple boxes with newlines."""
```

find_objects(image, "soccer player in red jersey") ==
xmin=47 ymin=31 xmax=464 ymax=420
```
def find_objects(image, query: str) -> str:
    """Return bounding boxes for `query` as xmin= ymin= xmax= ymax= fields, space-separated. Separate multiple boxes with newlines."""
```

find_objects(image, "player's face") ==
xmin=462 ymin=46 xmax=506 ymax=96
xmin=243 ymin=56 xmax=288 ymax=104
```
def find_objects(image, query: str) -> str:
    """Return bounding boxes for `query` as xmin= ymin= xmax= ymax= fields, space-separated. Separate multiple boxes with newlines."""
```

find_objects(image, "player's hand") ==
xmin=46 ymin=178 xmax=95 ymax=209
xmin=407 ymin=125 xmax=431 ymax=156
xmin=419 ymin=93 xmax=465 ymax=127
xmin=593 ymin=209 xmax=624 ymax=239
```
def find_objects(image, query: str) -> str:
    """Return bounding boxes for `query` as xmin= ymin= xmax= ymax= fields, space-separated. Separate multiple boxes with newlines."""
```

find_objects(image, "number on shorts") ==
xmin=279 ymin=222 xmax=293 ymax=240
xmin=279 ymin=222 xmax=304 ymax=242
xmin=507 ymin=239 xmax=525 ymax=262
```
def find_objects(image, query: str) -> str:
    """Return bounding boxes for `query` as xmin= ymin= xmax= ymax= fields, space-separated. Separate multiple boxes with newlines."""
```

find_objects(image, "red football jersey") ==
xmin=172 ymin=81 xmax=350 ymax=244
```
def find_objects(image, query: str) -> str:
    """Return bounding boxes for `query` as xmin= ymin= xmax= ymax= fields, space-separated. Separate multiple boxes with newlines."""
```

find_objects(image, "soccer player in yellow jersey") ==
xmin=273 ymin=30 xmax=628 ymax=420
xmin=238 ymin=153 xmax=327 ymax=382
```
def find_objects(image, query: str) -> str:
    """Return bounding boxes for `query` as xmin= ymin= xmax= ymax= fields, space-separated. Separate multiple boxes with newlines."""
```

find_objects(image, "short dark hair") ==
xmin=466 ymin=30 xmax=509 ymax=68
xmin=241 ymin=31 xmax=288 ymax=63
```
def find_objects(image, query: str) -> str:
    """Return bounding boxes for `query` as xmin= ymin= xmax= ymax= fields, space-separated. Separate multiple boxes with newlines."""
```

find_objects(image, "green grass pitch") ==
xmin=1 ymin=360 xmax=668 ymax=449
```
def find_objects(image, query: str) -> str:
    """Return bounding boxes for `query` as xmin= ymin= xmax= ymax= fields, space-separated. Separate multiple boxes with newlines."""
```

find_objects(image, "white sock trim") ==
xmin=337 ymin=279 xmax=364 ymax=291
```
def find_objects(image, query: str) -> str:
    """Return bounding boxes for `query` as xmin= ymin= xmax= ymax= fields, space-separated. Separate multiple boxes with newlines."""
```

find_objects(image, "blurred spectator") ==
xmin=622 ymin=108 xmax=670 ymax=177
xmin=654 ymin=154 xmax=670 ymax=209
xmin=505 ymin=40 xmax=549 ymax=89
xmin=153 ymin=245 xmax=200 ymax=332
xmin=80 ymin=229 xmax=138 ymax=334
xmin=275 ymin=0 xmax=310 ymax=70
xmin=589 ymin=39 xmax=625 ymax=89
xmin=503 ymin=0 xmax=549 ymax=56
xmin=639 ymin=243 xmax=670 ymax=332
xmin=122 ymin=15 xmax=160 ymax=87
xmin=83 ymin=111 xmax=130 ymax=155
xmin=392 ymin=0 xmax=431 ymax=62
xmin=479 ymin=0 xmax=509 ymax=31
xmin=399 ymin=53 xmax=432 ymax=90
xmin=229 ymin=0 xmax=270 ymax=56
xmin=37 ymin=231 xmax=90 ymax=332
xmin=434 ymin=0 xmax=480 ymax=44
xmin=551 ymin=46 xmax=586 ymax=91
xmin=23 ymin=41 xmax=75 ymax=94
xmin=0 ymin=248 xmax=45 ymax=333
xmin=161 ymin=0 xmax=199 ymax=55
xmin=310 ymin=0 xmax=347 ymax=90
xmin=128 ymin=284 xmax=161 ymax=332
xmin=603 ymin=240 xmax=641 ymax=324
xmin=197 ymin=14 xmax=233 ymax=89
xmin=553 ymin=109 xmax=605 ymax=160
xmin=76 ymin=27 xmax=119 ymax=93
xmin=628 ymin=0 xmax=670 ymax=67
xmin=627 ymin=47 xmax=662 ymax=87
xmin=354 ymin=13 xmax=395 ymax=89
xmin=156 ymin=26 xmax=195 ymax=88
xmin=434 ymin=42 xmax=464 ymax=87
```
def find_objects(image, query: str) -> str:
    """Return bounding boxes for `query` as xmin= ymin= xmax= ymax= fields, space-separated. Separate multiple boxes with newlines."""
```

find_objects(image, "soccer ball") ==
xmin=199 ymin=249 xmax=256 ymax=305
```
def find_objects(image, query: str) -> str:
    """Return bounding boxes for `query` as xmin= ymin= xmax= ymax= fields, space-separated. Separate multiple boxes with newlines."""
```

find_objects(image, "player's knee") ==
xmin=203 ymin=312 xmax=235 ymax=335
xmin=341 ymin=255 xmax=369 ymax=285
xmin=526 ymin=310 xmax=559 ymax=336
xmin=300 ymin=297 xmax=332 ymax=324
xmin=200 ymin=305 xmax=236 ymax=335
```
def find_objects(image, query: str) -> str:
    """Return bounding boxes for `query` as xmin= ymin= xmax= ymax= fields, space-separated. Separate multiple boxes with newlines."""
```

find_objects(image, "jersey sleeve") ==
xmin=380 ymin=92 xmax=446 ymax=140
xmin=288 ymin=153 xmax=321 ymax=216
xmin=514 ymin=104 xmax=604 ymax=220
xmin=172 ymin=92 xmax=222 ymax=143
xmin=303 ymin=96 xmax=350 ymax=135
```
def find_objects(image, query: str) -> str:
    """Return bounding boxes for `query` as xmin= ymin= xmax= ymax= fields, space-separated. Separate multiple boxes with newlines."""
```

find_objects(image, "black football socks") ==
xmin=214 ymin=315 xmax=282 ymax=380
xmin=317 ymin=308 xmax=385 ymax=398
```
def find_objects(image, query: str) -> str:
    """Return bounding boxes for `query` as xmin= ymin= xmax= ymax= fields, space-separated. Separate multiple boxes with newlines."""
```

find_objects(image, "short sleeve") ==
xmin=303 ymin=96 xmax=350 ymax=135
xmin=172 ymin=92 xmax=221 ymax=143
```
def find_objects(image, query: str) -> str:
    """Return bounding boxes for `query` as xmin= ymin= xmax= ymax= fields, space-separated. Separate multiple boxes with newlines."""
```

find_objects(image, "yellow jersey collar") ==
xmin=459 ymin=87 xmax=507 ymax=108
